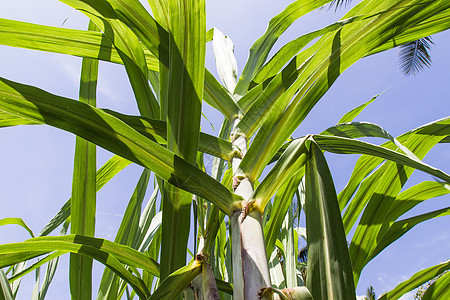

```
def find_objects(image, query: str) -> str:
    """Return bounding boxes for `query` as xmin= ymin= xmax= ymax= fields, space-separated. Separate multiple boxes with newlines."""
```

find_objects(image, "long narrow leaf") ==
xmin=0 ymin=235 xmax=156 ymax=299
xmin=0 ymin=77 xmax=242 ymax=216
xmin=159 ymin=0 xmax=206 ymax=280
xmin=305 ymin=141 xmax=355 ymax=299
xmin=252 ymin=137 xmax=308 ymax=209
xmin=368 ymin=207 xmax=450 ymax=263
xmin=0 ymin=270 xmax=13 ymax=300
xmin=422 ymin=271 xmax=450 ymax=300
xmin=234 ymin=0 xmax=333 ymax=95
xmin=69 ymin=21 xmax=99 ymax=299
xmin=0 ymin=218 xmax=34 ymax=238
xmin=338 ymin=117 xmax=450 ymax=213
xmin=264 ymin=172 xmax=303 ymax=255
xmin=312 ymin=135 xmax=450 ymax=183
xmin=149 ymin=259 xmax=202 ymax=299
xmin=379 ymin=261 xmax=450 ymax=300
xmin=241 ymin=0 xmax=450 ymax=183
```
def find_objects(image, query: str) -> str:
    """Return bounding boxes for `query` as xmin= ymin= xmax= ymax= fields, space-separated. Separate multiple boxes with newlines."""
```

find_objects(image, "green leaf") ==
xmin=103 ymin=110 xmax=235 ymax=161
xmin=320 ymin=122 xmax=420 ymax=160
xmin=264 ymin=172 xmax=303 ymax=256
xmin=338 ymin=118 xmax=450 ymax=214
xmin=242 ymin=0 xmax=450 ymax=184
xmin=0 ymin=77 xmax=242 ymax=216
xmin=379 ymin=261 xmax=450 ymax=300
xmin=422 ymin=271 xmax=450 ymax=300
xmin=57 ymin=1 xmax=162 ymax=119
xmin=204 ymin=70 xmax=241 ymax=120
xmin=70 ymin=21 xmax=99 ymax=299
xmin=337 ymin=94 xmax=377 ymax=124
xmin=252 ymin=136 xmax=308 ymax=209
xmin=368 ymin=207 xmax=450 ymax=263
xmin=385 ymin=181 xmax=450 ymax=227
xmin=252 ymin=15 xmax=364 ymax=86
xmin=236 ymin=56 xmax=313 ymax=139
xmin=149 ymin=259 xmax=202 ymax=299
xmin=57 ymin=0 xmax=168 ymax=63
xmin=312 ymin=135 xmax=450 ymax=183
xmin=0 ymin=218 xmax=34 ymax=238
xmin=305 ymin=141 xmax=355 ymax=299
xmin=369 ymin=8 xmax=450 ymax=56
xmin=165 ymin=0 xmax=205 ymax=162
xmin=340 ymin=120 xmax=450 ymax=284
xmin=0 ymin=235 xmax=157 ymax=299
xmin=159 ymin=0 xmax=206 ymax=279
xmin=0 ymin=18 xmax=137 ymax=67
xmin=234 ymin=0 xmax=333 ymax=95
xmin=7 ymin=251 xmax=66 ymax=284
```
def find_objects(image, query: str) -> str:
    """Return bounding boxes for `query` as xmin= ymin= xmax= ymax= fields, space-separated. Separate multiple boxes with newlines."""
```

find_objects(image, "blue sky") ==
xmin=0 ymin=0 xmax=449 ymax=299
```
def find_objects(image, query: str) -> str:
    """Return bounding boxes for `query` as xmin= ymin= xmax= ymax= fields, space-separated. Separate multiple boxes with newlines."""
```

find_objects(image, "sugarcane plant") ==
xmin=0 ymin=0 xmax=450 ymax=299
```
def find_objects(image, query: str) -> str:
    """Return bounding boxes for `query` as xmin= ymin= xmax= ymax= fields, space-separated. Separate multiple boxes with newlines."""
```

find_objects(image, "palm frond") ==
xmin=327 ymin=0 xmax=353 ymax=10
xmin=399 ymin=36 xmax=434 ymax=76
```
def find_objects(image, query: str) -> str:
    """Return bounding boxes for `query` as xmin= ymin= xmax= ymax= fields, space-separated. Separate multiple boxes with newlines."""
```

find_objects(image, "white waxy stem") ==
xmin=231 ymin=117 xmax=271 ymax=299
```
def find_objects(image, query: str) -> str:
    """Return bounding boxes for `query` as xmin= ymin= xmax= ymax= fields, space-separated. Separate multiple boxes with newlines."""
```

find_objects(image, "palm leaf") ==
xmin=399 ymin=36 xmax=434 ymax=76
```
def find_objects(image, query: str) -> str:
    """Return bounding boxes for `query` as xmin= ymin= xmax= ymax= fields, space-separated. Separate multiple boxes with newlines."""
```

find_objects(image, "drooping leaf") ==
xmin=0 ymin=235 xmax=159 ymax=299
xmin=0 ymin=77 xmax=242 ymax=216
xmin=422 ymin=270 xmax=450 ymax=300
xmin=305 ymin=141 xmax=355 ymax=299
xmin=148 ymin=259 xmax=202 ymax=299
xmin=379 ymin=261 xmax=450 ymax=300
xmin=312 ymin=135 xmax=450 ymax=183
xmin=338 ymin=117 xmax=450 ymax=214
xmin=0 ymin=218 xmax=34 ymax=238
xmin=368 ymin=207 xmax=450 ymax=263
